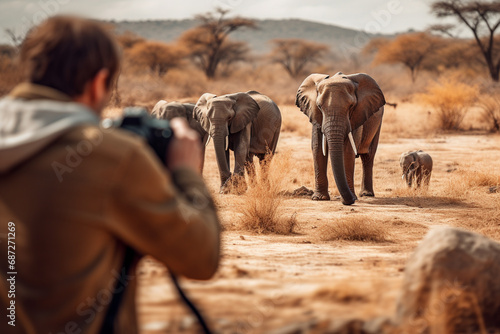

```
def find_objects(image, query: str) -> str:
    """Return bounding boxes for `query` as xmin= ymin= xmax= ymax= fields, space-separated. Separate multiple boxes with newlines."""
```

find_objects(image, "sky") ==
xmin=0 ymin=0 xmax=444 ymax=43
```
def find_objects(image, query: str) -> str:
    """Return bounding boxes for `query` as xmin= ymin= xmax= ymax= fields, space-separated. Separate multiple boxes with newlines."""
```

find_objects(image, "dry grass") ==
xmin=418 ymin=75 xmax=479 ymax=131
xmin=238 ymin=151 xmax=298 ymax=234
xmin=319 ymin=216 xmax=390 ymax=242
xmin=441 ymin=168 xmax=500 ymax=200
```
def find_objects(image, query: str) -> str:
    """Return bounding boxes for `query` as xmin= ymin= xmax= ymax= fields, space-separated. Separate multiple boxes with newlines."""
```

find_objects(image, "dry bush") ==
xmin=238 ymin=151 xmax=297 ymax=234
xmin=319 ymin=216 xmax=390 ymax=242
xmin=418 ymin=75 xmax=479 ymax=130
xmin=478 ymin=90 xmax=500 ymax=132
xmin=280 ymin=105 xmax=311 ymax=137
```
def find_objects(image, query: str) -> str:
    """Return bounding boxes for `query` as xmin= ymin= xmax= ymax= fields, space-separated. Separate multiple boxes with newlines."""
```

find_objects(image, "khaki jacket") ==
xmin=0 ymin=84 xmax=220 ymax=333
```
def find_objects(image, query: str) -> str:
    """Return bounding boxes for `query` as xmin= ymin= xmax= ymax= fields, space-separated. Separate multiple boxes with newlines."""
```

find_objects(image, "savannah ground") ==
xmin=129 ymin=101 xmax=500 ymax=333
xmin=3 ymin=16 xmax=500 ymax=331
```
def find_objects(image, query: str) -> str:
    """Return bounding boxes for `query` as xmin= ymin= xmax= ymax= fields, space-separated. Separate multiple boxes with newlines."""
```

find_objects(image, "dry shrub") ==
xmin=478 ymin=90 xmax=500 ymax=132
xmin=280 ymin=105 xmax=311 ymax=137
xmin=319 ymin=216 xmax=389 ymax=242
xmin=418 ymin=75 xmax=479 ymax=130
xmin=238 ymin=151 xmax=297 ymax=234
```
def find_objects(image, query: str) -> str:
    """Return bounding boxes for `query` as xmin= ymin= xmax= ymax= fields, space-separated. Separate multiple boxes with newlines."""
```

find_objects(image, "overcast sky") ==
xmin=0 ymin=0 xmax=443 ymax=43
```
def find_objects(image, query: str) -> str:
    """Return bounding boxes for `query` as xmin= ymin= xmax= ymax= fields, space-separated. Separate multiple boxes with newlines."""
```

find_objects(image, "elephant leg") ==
xmin=360 ymin=125 xmax=381 ymax=197
xmin=232 ymin=130 xmax=250 ymax=194
xmin=343 ymin=137 xmax=356 ymax=197
xmin=311 ymin=124 xmax=329 ymax=200
xmin=416 ymin=168 xmax=423 ymax=188
xmin=424 ymin=171 xmax=431 ymax=187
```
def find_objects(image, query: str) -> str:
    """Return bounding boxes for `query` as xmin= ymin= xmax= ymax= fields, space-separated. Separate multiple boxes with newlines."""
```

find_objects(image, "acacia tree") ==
xmin=432 ymin=0 xmax=500 ymax=81
xmin=270 ymin=39 xmax=329 ymax=78
xmin=128 ymin=41 xmax=184 ymax=76
xmin=179 ymin=8 xmax=255 ymax=79
xmin=371 ymin=33 xmax=442 ymax=83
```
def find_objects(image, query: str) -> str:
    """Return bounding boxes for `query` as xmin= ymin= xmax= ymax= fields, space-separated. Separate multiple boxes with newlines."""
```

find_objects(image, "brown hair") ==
xmin=19 ymin=16 xmax=121 ymax=97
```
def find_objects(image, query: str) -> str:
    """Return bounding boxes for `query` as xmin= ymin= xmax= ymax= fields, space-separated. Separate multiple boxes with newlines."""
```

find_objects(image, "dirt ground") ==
xmin=135 ymin=103 xmax=500 ymax=333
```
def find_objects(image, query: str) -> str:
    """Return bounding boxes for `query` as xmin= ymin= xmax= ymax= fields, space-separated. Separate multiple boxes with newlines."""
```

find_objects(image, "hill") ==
xmin=111 ymin=18 xmax=391 ymax=54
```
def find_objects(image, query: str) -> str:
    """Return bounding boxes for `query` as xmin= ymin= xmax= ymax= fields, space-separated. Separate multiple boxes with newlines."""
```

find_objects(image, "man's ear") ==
xmin=91 ymin=69 xmax=110 ymax=104
xmin=74 ymin=68 xmax=111 ymax=113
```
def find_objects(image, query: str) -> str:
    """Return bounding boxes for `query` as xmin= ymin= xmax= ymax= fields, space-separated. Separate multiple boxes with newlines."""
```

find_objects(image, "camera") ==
xmin=102 ymin=107 xmax=173 ymax=165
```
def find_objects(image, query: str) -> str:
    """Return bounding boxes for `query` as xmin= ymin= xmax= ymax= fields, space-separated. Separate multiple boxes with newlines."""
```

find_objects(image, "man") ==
xmin=0 ymin=16 xmax=220 ymax=333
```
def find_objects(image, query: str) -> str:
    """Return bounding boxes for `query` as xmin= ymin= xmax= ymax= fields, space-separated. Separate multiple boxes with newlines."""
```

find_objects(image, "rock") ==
xmin=292 ymin=186 xmax=314 ymax=197
xmin=396 ymin=227 xmax=500 ymax=333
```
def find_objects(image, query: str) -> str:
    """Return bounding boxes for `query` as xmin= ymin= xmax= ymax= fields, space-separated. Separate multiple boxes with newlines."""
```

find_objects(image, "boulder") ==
xmin=396 ymin=227 xmax=500 ymax=333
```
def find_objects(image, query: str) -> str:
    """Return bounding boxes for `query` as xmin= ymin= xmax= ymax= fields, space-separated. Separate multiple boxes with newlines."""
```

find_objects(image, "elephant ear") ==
xmin=347 ymin=73 xmax=386 ymax=130
xmin=295 ymin=73 xmax=329 ymax=125
xmin=165 ymin=102 xmax=189 ymax=120
xmin=227 ymin=92 xmax=260 ymax=134
xmin=151 ymin=100 xmax=168 ymax=119
xmin=194 ymin=93 xmax=216 ymax=134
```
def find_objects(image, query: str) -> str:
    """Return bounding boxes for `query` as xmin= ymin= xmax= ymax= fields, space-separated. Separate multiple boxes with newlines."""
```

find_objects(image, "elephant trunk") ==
xmin=213 ymin=135 xmax=231 ymax=187
xmin=324 ymin=118 xmax=356 ymax=205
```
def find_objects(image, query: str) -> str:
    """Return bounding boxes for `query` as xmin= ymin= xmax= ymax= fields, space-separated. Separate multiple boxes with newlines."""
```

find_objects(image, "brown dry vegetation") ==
xmin=3 ymin=12 xmax=500 ymax=333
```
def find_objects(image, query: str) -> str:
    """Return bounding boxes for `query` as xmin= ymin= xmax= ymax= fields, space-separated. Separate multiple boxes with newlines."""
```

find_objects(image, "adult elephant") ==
xmin=151 ymin=100 xmax=208 ymax=172
xmin=296 ymin=72 xmax=385 ymax=205
xmin=194 ymin=91 xmax=281 ymax=193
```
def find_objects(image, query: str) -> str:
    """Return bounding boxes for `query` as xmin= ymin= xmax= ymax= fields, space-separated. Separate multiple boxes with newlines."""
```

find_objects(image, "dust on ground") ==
xmin=136 ymin=104 xmax=500 ymax=333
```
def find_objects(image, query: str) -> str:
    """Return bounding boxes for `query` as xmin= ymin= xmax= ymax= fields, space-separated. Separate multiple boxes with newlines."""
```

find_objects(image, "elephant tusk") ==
xmin=348 ymin=132 xmax=358 ymax=156
xmin=322 ymin=134 xmax=327 ymax=157
xmin=402 ymin=174 xmax=405 ymax=180
xmin=225 ymin=136 xmax=229 ymax=151
xmin=205 ymin=135 xmax=211 ymax=147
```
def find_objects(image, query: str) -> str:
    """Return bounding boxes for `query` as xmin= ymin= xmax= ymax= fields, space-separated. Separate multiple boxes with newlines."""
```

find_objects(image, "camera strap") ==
xmin=100 ymin=247 xmax=212 ymax=334
xmin=99 ymin=246 xmax=136 ymax=334
xmin=169 ymin=272 xmax=213 ymax=334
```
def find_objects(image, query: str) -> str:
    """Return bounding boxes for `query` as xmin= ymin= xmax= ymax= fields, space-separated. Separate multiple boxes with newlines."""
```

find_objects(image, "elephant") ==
xmin=194 ymin=91 xmax=281 ymax=193
xmin=296 ymin=72 xmax=386 ymax=205
xmin=400 ymin=150 xmax=433 ymax=188
xmin=151 ymin=100 xmax=209 ymax=172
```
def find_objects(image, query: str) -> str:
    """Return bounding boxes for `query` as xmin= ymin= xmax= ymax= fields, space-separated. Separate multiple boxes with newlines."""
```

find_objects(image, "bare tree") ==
xmin=179 ymin=8 xmax=255 ymax=79
xmin=432 ymin=0 xmax=500 ymax=81
xmin=5 ymin=28 xmax=24 ymax=48
xmin=270 ymin=39 xmax=329 ymax=78
xmin=371 ymin=32 xmax=443 ymax=83
xmin=427 ymin=23 xmax=457 ymax=37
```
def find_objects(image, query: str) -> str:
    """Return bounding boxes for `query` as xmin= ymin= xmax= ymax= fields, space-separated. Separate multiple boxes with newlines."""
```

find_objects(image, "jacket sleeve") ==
xmin=105 ymin=140 xmax=220 ymax=280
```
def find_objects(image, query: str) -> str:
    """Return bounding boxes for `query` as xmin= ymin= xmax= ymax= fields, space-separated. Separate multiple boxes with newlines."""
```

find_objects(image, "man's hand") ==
xmin=167 ymin=118 xmax=202 ymax=173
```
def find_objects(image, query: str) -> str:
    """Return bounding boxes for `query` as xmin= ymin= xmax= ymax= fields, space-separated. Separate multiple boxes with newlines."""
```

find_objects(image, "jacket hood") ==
xmin=0 ymin=97 xmax=99 ymax=173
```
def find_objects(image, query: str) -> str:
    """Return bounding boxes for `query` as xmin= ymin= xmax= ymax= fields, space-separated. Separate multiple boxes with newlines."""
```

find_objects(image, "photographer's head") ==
xmin=19 ymin=16 xmax=121 ymax=113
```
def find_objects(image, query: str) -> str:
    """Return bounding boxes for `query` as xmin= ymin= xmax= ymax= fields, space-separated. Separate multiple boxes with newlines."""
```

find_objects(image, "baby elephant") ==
xmin=400 ymin=150 xmax=433 ymax=188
